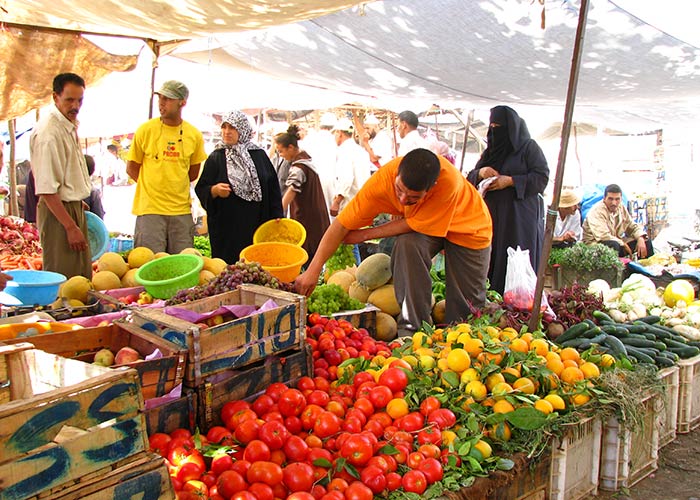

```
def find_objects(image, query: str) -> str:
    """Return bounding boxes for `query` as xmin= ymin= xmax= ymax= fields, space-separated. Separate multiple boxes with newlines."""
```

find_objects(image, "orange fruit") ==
xmin=491 ymin=382 xmax=514 ymax=400
xmin=560 ymin=347 xmax=581 ymax=362
xmin=488 ymin=422 xmax=512 ymax=442
xmin=534 ymin=399 xmax=554 ymax=415
xmin=530 ymin=338 xmax=550 ymax=356
xmin=478 ymin=350 xmax=504 ymax=366
xmin=499 ymin=329 xmax=518 ymax=342
xmin=469 ymin=440 xmax=493 ymax=461
xmin=386 ymin=398 xmax=409 ymax=419
xmin=545 ymin=351 xmax=561 ymax=362
xmin=464 ymin=380 xmax=488 ymax=401
xmin=544 ymin=394 xmax=567 ymax=411
xmin=546 ymin=357 xmax=565 ymax=376
xmin=513 ymin=377 xmax=536 ymax=395
xmin=509 ymin=338 xmax=529 ymax=353
xmin=441 ymin=430 xmax=457 ymax=446
xmin=580 ymin=362 xmax=601 ymax=379
xmin=447 ymin=348 xmax=471 ymax=372
xmin=520 ymin=332 xmax=534 ymax=346
xmin=460 ymin=367 xmax=480 ymax=384
xmin=570 ymin=393 xmax=591 ymax=406
xmin=502 ymin=366 xmax=521 ymax=382
xmin=561 ymin=366 xmax=585 ymax=385
xmin=492 ymin=399 xmax=515 ymax=414
xmin=562 ymin=359 xmax=579 ymax=369
xmin=485 ymin=372 xmax=506 ymax=391
xmin=463 ymin=337 xmax=485 ymax=357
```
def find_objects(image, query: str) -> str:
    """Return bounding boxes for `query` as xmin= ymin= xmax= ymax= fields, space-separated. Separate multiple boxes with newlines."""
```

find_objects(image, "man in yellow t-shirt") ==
xmin=127 ymin=80 xmax=207 ymax=253
xmin=295 ymin=148 xmax=493 ymax=336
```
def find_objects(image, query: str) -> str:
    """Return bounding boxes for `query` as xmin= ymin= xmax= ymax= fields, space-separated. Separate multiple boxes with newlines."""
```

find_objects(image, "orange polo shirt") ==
xmin=337 ymin=155 xmax=492 ymax=249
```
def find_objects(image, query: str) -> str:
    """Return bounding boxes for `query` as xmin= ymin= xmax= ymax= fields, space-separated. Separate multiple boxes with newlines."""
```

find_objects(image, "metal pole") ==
xmin=459 ymin=110 xmax=474 ymax=173
xmin=529 ymin=0 xmax=591 ymax=332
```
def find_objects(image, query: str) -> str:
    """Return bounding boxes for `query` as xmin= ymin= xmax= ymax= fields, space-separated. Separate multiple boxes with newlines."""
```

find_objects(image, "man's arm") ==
xmin=41 ymin=193 xmax=88 ymax=251
xmin=126 ymin=160 xmax=141 ymax=182
xmin=282 ymin=188 xmax=296 ymax=212
xmin=188 ymin=163 xmax=201 ymax=183
xmin=343 ymin=217 xmax=412 ymax=244
xmin=294 ymin=219 xmax=350 ymax=296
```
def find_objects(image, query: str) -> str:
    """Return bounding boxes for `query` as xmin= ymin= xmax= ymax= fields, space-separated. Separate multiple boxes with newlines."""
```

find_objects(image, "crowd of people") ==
xmin=15 ymin=72 xmax=654 ymax=335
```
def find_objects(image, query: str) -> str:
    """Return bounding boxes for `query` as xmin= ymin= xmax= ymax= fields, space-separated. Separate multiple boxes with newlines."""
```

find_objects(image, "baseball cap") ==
xmin=155 ymin=80 xmax=189 ymax=100
xmin=332 ymin=117 xmax=354 ymax=133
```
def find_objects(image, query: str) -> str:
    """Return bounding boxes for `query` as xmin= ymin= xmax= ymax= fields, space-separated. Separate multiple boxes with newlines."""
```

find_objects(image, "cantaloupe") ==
xmin=343 ymin=266 xmax=357 ymax=279
xmin=375 ymin=312 xmax=398 ymax=342
xmin=356 ymin=253 xmax=392 ymax=290
xmin=92 ymin=270 xmax=121 ymax=291
xmin=368 ymin=284 xmax=400 ymax=316
xmin=199 ymin=270 xmax=216 ymax=285
xmin=97 ymin=252 xmax=128 ymax=278
xmin=432 ymin=299 xmax=446 ymax=324
xmin=180 ymin=248 xmax=203 ymax=257
xmin=327 ymin=271 xmax=354 ymax=293
xmin=204 ymin=257 xmax=227 ymax=276
xmin=61 ymin=276 xmax=93 ymax=303
xmin=348 ymin=281 xmax=371 ymax=303
xmin=127 ymin=246 xmax=155 ymax=268
xmin=154 ymin=252 xmax=169 ymax=259
xmin=121 ymin=268 xmax=139 ymax=287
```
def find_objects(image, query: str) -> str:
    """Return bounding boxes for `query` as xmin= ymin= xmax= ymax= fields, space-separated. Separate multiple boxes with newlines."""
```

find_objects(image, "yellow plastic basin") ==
xmin=253 ymin=218 xmax=306 ymax=247
xmin=240 ymin=242 xmax=309 ymax=283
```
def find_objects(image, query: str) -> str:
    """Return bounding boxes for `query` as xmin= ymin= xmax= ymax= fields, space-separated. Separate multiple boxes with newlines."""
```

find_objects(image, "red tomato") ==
xmin=342 ymin=417 xmax=363 ymax=434
xmin=311 ymin=484 xmax=327 ymax=500
xmin=378 ymin=367 xmax=409 ymax=392
xmin=369 ymin=412 xmax=392 ymax=428
xmin=270 ymin=449 xmax=286 ymax=465
xmin=326 ymin=400 xmax=346 ymax=418
xmin=248 ymin=483 xmax=274 ymax=500
xmin=283 ymin=462 xmax=315 ymax=492
xmin=385 ymin=472 xmax=402 ymax=491
xmin=407 ymin=451 xmax=426 ymax=469
xmin=167 ymin=446 xmax=191 ymax=468
xmin=321 ymin=491 xmax=345 ymax=500
xmin=307 ymin=390 xmax=330 ymax=407
xmin=378 ymin=454 xmax=398 ymax=472
xmin=261 ymin=410 xmax=284 ymax=423
xmin=183 ymin=480 xmax=208 ymax=497
xmin=216 ymin=470 xmax=247 ymax=499
xmin=210 ymin=452 xmax=234 ymax=476
xmin=287 ymin=493 xmax=316 ymax=500
xmin=221 ymin=401 xmax=251 ymax=425
xmin=392 ymin=430 xmax=413 ymax=445
xmin=278 ymin=389 xmax=307 ymax=417
xmin=242 ymin=439 xmax=271 ymax=462
xmin=345 ymin=408 xmax=367 ymax=426
xmin=344 ymin=481 xmax=373 ymax=500
xmin=427 ymin=408 xmax=457 ymax=430
xmin=353 ymin=398 xmax=375 ymax=419
xmin=265 ymin=382 xmax=289 ymax=402
xmin=246 ymin=461 xmax=283 ymax=487
xmin=327 ymin=478 xmax=349 ymax=492
xmin=148 ymin=432 xmax=171 ymax=457
xmin=227 ymin=409 xmax=258 ymax=431
xmin=282 ymin=435 xmax=309 ymax=462
xmin=418 ymin=443 xmax=441 ymax=459
xmin=352 ymin=371 xmax=375 ymax=388
xmin=207 ymin=426 xmax=232 ymax=444
xmin=284 ymin=416 xmax=303 ymax=435
xmin=231 ymin=492 xmax=257 ymax=500
xmin=362 ymin=419 xmax=384 ymax=438
xmin=297 ymin=376 xmax=316 ymax=391
xmin=402 ymin=470 xmax=428 ymax=494
xmin=234 ymin=419 xmax=261 ymax=444
xmin=339 ymin=435 xmax=374 ymax=466
xmin=230 ymin=460 xmax=251 ymax=477
xmin=441 ymin=449 xmax=462 ymax=467
xmin=417 ymin=427 xmax=442 ymax=446
xmin=313 ymin=411 xmax=341 ymax=438
xmin=301 ymin=404 xmax=324 ymax=430
xmin=258 ymin=420 xmax=291 ymax=450
xmin=360 ymin=465 xmax=387 ymax=494
xmin=201 ymin=473 xmax=218 ymax=489
xmin=397 ymin=412 xmax=424 ymax=433
xmin=419 ymin=396 xmax=442 ymax=416
xmin=354 ymin=381 xmax=377 ymax=400
xmin=177 ymin=461 xmax=204 ymax=483
xmin=418 ymin=458 xmax=444 ymax=484
xmin=170 ymin=428 xmax=192 ymax=440
xmin=368 ymin=385 xmax=393 ymax=410
xmin=272 ymin=482 xmax=288 ymax=500
xmin=306 ymin=446 xmax=333 ymax=465
xmin=366 ymin=455 xmax=391 ymax=473
xmin=252 ymin=394 xmax=275 ymax=416
xmin=313 ymin=377 xmax=331 ymax=393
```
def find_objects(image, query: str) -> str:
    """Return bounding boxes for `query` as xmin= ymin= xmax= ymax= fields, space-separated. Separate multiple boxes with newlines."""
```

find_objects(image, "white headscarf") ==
xmin=216 ymin=110 xmax=262 ymax=202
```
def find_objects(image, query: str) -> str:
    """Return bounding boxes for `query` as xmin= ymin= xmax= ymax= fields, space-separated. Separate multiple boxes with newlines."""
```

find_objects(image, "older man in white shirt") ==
xmin=330 ymin=117 xmax=372 ymax=217
xmin=397 ymin=110 xmax=428 ymax=156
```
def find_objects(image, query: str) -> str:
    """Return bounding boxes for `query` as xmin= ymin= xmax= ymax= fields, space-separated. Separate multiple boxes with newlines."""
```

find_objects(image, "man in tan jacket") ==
xmin=582 ymin=183 xmax=653 ymax=258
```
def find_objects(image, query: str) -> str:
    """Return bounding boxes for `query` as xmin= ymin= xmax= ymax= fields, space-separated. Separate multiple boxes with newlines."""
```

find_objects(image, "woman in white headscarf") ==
xmin=195 ymin=110 xmax=283 ymax=263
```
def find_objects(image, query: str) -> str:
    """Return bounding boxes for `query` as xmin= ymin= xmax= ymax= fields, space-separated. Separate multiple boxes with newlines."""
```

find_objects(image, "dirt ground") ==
xmin=587 ymin=429 xmax=700 ymax=500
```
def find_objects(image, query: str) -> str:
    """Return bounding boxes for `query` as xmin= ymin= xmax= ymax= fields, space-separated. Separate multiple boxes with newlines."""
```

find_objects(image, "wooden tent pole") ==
xmin=7 ymin=119 xmax=18 ymax=216
xmin=529 ymin=0 xmax=591 ymax=332
xmin=148 ymin=40 xmax=160 ymax=119
xmin=459 ymin=110 xmax=474 ymax=173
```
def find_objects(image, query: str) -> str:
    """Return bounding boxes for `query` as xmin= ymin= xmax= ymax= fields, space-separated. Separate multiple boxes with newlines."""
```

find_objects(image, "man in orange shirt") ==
xmin=295 ymin=148 xmax=492 ymax=336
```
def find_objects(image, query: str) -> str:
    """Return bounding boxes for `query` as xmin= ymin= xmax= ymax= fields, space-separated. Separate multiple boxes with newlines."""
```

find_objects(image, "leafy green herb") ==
xmin=555 ymin=242 xmax=623 ymax=272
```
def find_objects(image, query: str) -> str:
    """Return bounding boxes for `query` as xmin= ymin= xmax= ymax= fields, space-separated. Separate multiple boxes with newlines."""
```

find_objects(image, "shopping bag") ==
xmin=503 ymin=246 xmax=550 ymax=312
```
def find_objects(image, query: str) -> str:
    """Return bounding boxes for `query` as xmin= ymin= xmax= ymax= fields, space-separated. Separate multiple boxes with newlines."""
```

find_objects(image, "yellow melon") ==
xmin=356 ymin=253 xmax=392 ymax=290
xmin=349 ymin=281 xmax=371 ymax=302
xmin=368 ymin=284 xmax=400 ymax=316
xmin=121 ymin=268 xmax=139 ymax=288
xmin=327 ymin=270 xmax=354 ymax=293
xmin=204 ymin=257 xmax=227 ymax=276
xmin=180 ymin=247 xmax=203 ymax=257
xmin=199 ymin=270 xmax=216 ymax=285
xmin=127 ymin=246 xmax=155 ymax=268
xmin=60 ymin=276 xmax=93 ymax=303
xmin=375 ymin=312 xmax=398 ymax=342
xmin=92 ymin=271 xmax=122 ymax=291
xmin=97 ymin=252 xmax=128 ymax=278
xmin=153 ymin=252 xmax=170 ymax=259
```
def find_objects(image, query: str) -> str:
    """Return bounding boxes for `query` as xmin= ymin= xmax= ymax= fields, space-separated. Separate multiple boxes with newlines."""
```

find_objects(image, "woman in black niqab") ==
xmin=467 ymin=106 xmax=549 ymax=295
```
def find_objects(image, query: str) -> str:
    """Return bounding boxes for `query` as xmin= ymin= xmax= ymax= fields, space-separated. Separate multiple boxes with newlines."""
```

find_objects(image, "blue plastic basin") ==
xmin=3 ymin=270 xmax=67 ymax=306
xmin=86 ymin=211 xmax=109 ymax=261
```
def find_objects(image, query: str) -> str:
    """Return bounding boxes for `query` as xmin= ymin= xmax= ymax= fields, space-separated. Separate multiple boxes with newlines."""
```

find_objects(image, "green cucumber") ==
xmin=668 ymin=346 xmax=700 ymax=359
xmin=582 ymin=327 xmax=603 ymax=339
xmin=663 ymin=338 xmax=690 ymax=349
xmin=658 ymin=351 xmax=680 ymax=362
xmin=557 ymin=322 xmax=590 ymax=344
xmin=625 ymin=346 xmax=656 ymax=364
xmin=579 ymin=333 xmax=609 ymax=350
xmin=625 ymin=324 xmax=649 ymax=334
xmin=560 ymin=337 xmax=593 ymax=349
xmin=654 ymin=355 xmax=675 ymax=367
xmin=636 ymin=315 xmax=662 ymax=325
xmin=603 ymin=335 xmax=628 ymax=357
xmin=593 ymin=310 xmax=614 ymax=324
xmin=621 ymin=337 xmax=657 ymax=348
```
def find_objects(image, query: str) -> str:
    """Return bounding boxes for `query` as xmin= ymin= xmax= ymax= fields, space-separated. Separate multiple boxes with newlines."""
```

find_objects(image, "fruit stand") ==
xmin=2 ymin=227 xmax=700 ymax=500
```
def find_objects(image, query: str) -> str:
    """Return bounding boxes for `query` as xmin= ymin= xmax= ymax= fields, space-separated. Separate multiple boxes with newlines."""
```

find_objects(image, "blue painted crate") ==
xmin=110 ymin=237 xmax=134 ymax=253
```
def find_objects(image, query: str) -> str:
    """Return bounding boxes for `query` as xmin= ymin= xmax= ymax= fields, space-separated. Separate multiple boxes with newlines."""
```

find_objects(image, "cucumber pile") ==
xmin=556 ymin=311 xmax=700 ymax=369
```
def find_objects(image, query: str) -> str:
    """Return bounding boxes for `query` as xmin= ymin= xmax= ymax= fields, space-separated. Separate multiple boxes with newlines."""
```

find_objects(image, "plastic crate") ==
xmin=549 ymin=417 xmax=602 ymax=500
xmin=657 ymin=365 xmax=680 ymax=447
xmin=599 ymin=392 xmax=660 ymax=491
xmin=109 ymin=237 xmax=134 ymax=253
xmin=677 ymin=353 xmax=700 ymax=433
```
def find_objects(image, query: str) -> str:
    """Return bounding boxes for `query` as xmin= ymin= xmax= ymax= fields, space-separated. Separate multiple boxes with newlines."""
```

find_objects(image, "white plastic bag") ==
xmin=503 ymin=246 xmax=551 ymax=313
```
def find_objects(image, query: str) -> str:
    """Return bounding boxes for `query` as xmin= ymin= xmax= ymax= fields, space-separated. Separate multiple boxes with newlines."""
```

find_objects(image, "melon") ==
xmin=92 ymin=270 xmax=121 ymax=291
xmin=356 ymin=253 xmax=392 ymax=290
xmin=153 ymin=252 xmax=169 ymax=259
xmin=375 ymin=312 xmax=398 ymax=342
xmin=368 ymin=284 xmax=400 ymax=316
xmin=97 ymin=252 xmax=128 ymax=278
xmin=327 ymin=270 xmax=355 ymax=293
xmin=204 ymin=257 xmax=228 ymax=276
xmin=61 ymin=276 xmax=93 ymax=303
xmin=180 ymin=247 xmax=203 ymax=257
xmin=199 ymin=270 xmax=216 ymax=285
xmin=432 ymin=299 xmax=446 ymax=324
xmin=121 ymin=268 xmax=139 ymax=287
xmin=348 ymin=281 xmax=371 ymax=303
xmin=343 ymin=266 xmax=358 ymax=279
xmin=128 ymin=246 xmax=155 ymax=268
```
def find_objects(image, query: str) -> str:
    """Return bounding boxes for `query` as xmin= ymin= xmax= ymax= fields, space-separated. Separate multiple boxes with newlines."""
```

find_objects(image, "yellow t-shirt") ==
xmin=337 ymin=156 xmax=493 ymax=249
xmin=128 ymin=118 xmax=207 ymax=216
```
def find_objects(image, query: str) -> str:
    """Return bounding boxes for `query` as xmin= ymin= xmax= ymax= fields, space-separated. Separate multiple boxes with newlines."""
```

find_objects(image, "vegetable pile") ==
xmin=0 ymin=216 xmax=42 ymax=269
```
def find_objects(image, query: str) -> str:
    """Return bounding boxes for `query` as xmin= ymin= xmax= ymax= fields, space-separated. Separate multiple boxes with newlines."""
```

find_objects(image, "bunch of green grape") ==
xmin=324 ymin=244 xmax=357 ymax=277
xmin=308 ymin=284 xmax=365 ymax=315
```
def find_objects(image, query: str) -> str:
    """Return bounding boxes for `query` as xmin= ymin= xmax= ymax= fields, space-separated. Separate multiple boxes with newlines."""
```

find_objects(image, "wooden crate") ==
xmin=549 ymin=417 xmax=602 ymax=500
xmin=88 ymin=286 xmax=145 ymax=309
xmin=197 ymin=345 xmax=312 ymax=430
xmin=144 ymin=391 xmax=196 ymax=435
xmin=657 ymin=365 xmax=680 ymax=447
xmin=443 ymin=453 xmax=550 ymax=500
xmin=677 ymin=353 xmax=700 ymax=433
xmin=599 ymin=392 xmax=659 ymax=491
xmin=331 ymin=306 xmax=378 ymax=334
xmin=1 ymin=321 xmax=186 ymax=400
xmin=25 ymin=452 xmax=174 ymax=499
xmin=0 ymin=343 xmax=148 ymax=500
xmin=132 ymin=284 xmax=306 ymax=386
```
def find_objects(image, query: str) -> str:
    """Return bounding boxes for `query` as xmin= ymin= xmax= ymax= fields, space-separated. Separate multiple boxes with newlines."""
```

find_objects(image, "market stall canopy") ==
xmin=171 ymin=0 xmax=700 ymax=128
xmin=1 ymin=0 xmax=367 ymax=40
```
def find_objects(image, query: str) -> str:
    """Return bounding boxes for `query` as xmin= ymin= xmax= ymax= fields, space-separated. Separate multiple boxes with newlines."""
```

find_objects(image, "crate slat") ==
xmin=678 ymin=353 xmax=700 ymax=433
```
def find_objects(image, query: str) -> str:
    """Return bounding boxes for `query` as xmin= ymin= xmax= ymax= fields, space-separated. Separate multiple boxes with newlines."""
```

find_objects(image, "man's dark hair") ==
xmin=604 ymin=184 xmax=622 ymax=196
xmin=84 ymin=155 xmax=95 ymax=176
xmin=107 ymin=144 xmax=118 ymax=153
xmin=398 ymin=148 xmax=441 ymax=191
xmin=398 ymin=110 xmax=419 ymax=129
xmin=53 ymin=73 xmax=85 ymax=94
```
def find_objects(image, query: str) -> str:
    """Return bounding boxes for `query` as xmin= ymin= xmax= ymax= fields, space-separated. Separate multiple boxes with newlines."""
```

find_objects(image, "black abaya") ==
xmin=195 ymin=148 xmax=283 ymax=264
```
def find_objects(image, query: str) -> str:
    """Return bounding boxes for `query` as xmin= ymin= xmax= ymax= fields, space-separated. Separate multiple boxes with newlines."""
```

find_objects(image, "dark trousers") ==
xmin=601 ymin=239 xmax=654 ymax=258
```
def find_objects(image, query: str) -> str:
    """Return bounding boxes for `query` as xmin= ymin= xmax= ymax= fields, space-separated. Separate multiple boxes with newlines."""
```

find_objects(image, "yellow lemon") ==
xmin=437 ymin=358 xmax=450 ymax=371
xmin=420 ymin=355 xmax=436 ymax=370
xmin=402 ymin=355 xmax=418 ymax=368
xmin=600 ymin=354 xmax=616 ymax=368
xmin=485 ymin=372 xmax=506 ymax=391
xmin=469 ymin=440 xmax=492 ymax=461
xmin=412 ymin=331 xmax=432 ymax=348
xmin=485 ymin=326 xmax=501 ymax=339
xmin=460 ymin=367 xmax=480 ymax=384
xmin=544 ymin=393 xmax=567 ymax=411
xmin=464 ymin=380 xmax=488 ymax=401
xmin=492 ymin=399 xmax=515 ymax=414
xmin=513 ymin=377 xmax=536 ymax=395
xmin=441 ymin=430 xmax=457 ymax=446
xmin=445 ymin=330 xmax=460 ymax=344
xmin=447 ymin=348 xmax=471 ymax=372
xmin=530 ymin=338 xmax=550 ymax=356
xmin=463 ymin=337 xmax=485 ymax=357
xmin=580 ymin=362 xmax=601 ymax=379
xmin=570 ymin=393 xmax=591 ymax=406
xmin=491 ymin=381 xmax=514 ymax=400
xmin=534 ymin=398 xmax=554 ymax=415
xmin=499 ymin=328 xmax=518 ymax=342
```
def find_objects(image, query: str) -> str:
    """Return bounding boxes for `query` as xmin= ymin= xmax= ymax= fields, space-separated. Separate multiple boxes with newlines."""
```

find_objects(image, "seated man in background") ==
xmin=582 ymin=183 xmax=653 ymax=258
xmin=552 ymin=189 xmax=582 ymax=248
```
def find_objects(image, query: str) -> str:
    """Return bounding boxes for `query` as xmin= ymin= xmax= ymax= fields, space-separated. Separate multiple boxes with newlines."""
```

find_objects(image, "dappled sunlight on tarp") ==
xmin=0 ymin=27 xmax=138 ymax=121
